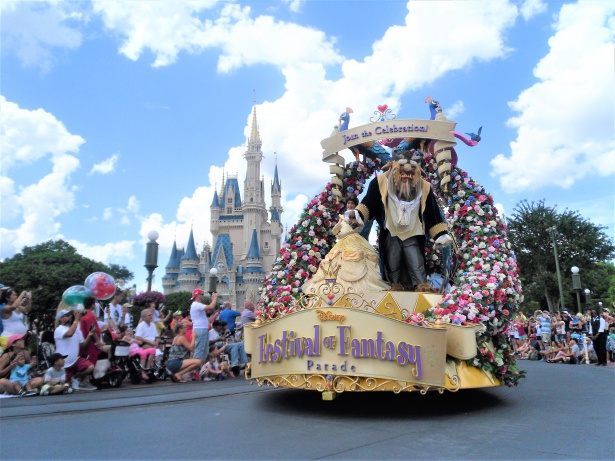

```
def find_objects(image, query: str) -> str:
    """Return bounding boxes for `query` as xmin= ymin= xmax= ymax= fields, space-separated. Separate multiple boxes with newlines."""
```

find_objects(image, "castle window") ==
xmin=227 ymin=198 xmax=232 ymax=204
xmin=227 ymin=207 xmax=232 ymax=214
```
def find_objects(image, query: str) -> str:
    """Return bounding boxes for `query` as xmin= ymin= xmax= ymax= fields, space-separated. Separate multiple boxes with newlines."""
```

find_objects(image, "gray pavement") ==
xmin=1 ymin=361 xmax=613 ymax=460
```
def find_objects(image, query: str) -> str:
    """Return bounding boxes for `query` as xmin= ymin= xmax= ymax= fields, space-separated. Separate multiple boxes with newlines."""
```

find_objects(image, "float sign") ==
xmin=244 ymin=307 xmax=448 ymax=387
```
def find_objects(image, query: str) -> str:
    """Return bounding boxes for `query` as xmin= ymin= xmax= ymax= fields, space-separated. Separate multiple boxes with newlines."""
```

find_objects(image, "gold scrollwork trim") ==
xmin=255 ymin=281 xmax=415 ymax=326
xmin=250 ymin=374 xmax=457 ymax=394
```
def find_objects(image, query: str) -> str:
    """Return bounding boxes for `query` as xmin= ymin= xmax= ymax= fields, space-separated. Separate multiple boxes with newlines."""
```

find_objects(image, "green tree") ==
xmin=0 ymin=240 xmax=134 ymax=330
xmin=164 ymin=292 xmax=192 ymax=314
xmin=507 ymin=200 xmax=615 ymax=312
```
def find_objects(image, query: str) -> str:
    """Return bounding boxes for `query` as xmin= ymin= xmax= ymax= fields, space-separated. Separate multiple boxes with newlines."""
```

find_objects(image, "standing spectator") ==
xmin=122 ymin=303 xmax=133 ymax=328
xmin=181 ymin=311 xmax=193 ymax=343
xmin=190 ymin=289 xmax=218 ymax=364
xmin=538 ymin=310 xmax=552 ymax=347
xmin=80 ymin=297 xmax=103 ymax=366
xmin=589 ymin=309 xmax=607 ymax=366
xmin=241 ymin=300 xmax=257 ymax=326
xmin=41 ymin=353 xmax=72 ymax=395
xmin=554 ymin=313 xmax=566 ymax=343
xmin=106 ymin=292 xmax=123 ymax=325
xmin=561 ymin=311 xmax=572 ymax=341
xmin=0 ymin=287 xmax=30 ymax=351
xmin=55 ymin=309 xmax=96 ymax=391
xmin=218 ymin=301 xmax=241 ymax=334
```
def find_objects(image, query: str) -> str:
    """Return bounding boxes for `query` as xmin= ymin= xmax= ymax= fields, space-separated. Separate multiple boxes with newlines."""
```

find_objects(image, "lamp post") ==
xmin=583 ymin=288 xmax=591 ymax=312
xmin=571 ymin=266 xmax=582 ymax=313
xmin=208 ymin=267 xmax=218 ymax=294
xmin=145 ymin=230 xmax=159 ymax=292
xmin=547 ymin=226 xmax=565 ymax=312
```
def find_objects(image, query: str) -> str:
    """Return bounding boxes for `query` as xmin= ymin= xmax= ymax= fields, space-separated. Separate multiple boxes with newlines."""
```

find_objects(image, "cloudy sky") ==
xmin=1 ymin=0 xmax=613 ymax=292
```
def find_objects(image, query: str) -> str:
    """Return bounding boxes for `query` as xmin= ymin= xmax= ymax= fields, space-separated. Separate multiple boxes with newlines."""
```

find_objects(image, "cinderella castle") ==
xmin=162 ymin=105 xmax=284 ymax=308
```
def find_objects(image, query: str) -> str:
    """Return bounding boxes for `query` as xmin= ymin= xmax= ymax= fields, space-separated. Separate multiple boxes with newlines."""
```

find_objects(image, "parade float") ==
xmin=244 ymin=99 xmax=524 ymax=400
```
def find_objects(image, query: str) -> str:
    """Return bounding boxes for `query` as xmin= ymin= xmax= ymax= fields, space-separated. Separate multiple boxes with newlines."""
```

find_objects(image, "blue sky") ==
xmin=1 ymin=0 xmax=614 ymax=293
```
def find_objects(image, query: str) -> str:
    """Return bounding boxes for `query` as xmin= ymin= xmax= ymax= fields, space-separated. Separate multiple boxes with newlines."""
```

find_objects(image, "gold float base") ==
xmin=248 ymin=358 xmax=500 ymax=398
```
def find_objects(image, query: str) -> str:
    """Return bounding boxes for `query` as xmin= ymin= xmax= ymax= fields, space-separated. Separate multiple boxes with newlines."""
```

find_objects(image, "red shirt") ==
xmin=80 ymin=310 xmax=101 ymax=363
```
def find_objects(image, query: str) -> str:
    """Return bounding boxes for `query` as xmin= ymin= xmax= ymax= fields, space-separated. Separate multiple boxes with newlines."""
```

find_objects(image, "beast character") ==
xmin=355 ymin=150 xmax=453 ymax=290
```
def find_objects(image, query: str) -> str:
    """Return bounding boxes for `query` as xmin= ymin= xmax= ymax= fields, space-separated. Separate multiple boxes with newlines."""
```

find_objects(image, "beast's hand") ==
xmin=434 ymin=234 xmax=453 ymax=249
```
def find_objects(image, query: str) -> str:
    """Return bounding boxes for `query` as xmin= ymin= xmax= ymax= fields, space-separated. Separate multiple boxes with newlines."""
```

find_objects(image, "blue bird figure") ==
xmin=425 ymin=96 xmax=441 ymax=120
xmin=465 ymin=126 xmax=482 ymax=143
xmin=339 ymin=107 xmax=353 ymax=132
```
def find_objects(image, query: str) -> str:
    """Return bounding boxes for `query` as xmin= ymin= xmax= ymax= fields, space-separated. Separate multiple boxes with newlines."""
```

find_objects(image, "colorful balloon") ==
xmin=62 ymin=285 xmax=92 ymax=308
xmin=84 ymin=272 xmax=117 ymax=300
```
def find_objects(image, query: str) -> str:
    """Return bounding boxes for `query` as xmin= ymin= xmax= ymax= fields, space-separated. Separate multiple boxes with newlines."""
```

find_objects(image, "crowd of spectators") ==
xmin=510 ymin=308 xmax=615 ymax=366
xmin=0 ymin=285 xmax=253 ymax=397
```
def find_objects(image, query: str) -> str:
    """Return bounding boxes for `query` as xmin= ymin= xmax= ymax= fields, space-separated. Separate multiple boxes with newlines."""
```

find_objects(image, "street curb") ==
xmin=1 ymin=380 xmax=278 ymax=418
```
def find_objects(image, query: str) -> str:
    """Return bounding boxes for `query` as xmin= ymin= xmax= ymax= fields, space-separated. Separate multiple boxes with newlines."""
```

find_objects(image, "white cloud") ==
xmin=91 ymin=1 xmax=342 ymax=70
xmin=90 ymin=154 xmax=119 ymax=175
xmin=1 ymin=0 xmax=84 ymax=71
xmin=519 ymin=0 xmax=547 ymax=21
xmin=68 ymin=239 xmax=136 ymax=264
xmin=283 ymin=0 xmax=304 ymax=13
xmin=491 ymin=2 xmax=615 ymax=192
xmin=126 ymin=196 xmax=140 ymax=213
xmin=0 ymin=96 xmax=83 ymax=258
xmin=102 ymin=207 xmax=113 ymax=220
xmin=0 ymin=95 xmax=85 ymax=170
xmin=445 ymin=101 xmax=465 ymax=120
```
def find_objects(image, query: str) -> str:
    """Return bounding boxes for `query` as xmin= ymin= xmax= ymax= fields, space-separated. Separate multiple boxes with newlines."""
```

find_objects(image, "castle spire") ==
xmin=249 ymin=102 xmax=261 ymax=147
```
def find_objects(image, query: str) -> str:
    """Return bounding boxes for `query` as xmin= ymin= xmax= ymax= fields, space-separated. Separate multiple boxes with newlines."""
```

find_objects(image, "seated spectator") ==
xmin=8 ymin=349 xmax=38 ymax=396
xmin=55 ymin=309 xmax=96 ymax=392
xmin=135 ymin=309 xmax=160 ymax=352
xmin=577 ymin=339 xmax=598 ymax=364
xmin=166 ymin=323 xmax=201 ymax=383
xmin=0 ymin=333 xmax=43 ymax=395
xmin=547 ymin=338 xmax=579 ymax=364
xmin=201 ymin=352 xmax=229 ymax=381
xmin=209 ymin=320 xmax=248 ymax=376
xmin=41 ymin=353 xmax=73 ymax=395
xmin=119 ymin=326 xmax=155 ymax=381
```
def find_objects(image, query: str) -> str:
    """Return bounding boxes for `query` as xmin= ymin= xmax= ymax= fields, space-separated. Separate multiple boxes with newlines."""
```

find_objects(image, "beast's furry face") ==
xmin=391 ymin=159 xmax=421 ymax=201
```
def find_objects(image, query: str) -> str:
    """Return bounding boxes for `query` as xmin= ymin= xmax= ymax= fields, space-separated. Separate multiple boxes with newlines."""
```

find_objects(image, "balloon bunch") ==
xmin=61 ymin=272 xmax=117 ymax=310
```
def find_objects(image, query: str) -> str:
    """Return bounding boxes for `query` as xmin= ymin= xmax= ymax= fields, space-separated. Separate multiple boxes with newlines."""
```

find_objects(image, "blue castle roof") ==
xmin=165 ymin=240 xmax=179 ymax=269
xmin=246 ymin=229 xmax=262 ymax=259
xmin=271 ymin=207 xmax=280 ymax=222
xmin=271 ymin=163 xmax=281 ymax=193
xmin=211 ymin=191 xmax=220 ymax=207
xmin=181 ymin=228 xmax=198 ymax=260
xmin=211 ymin=233 xmax=233 ymax=268
xmin=220 ymin=177 xmax=242 ymax=209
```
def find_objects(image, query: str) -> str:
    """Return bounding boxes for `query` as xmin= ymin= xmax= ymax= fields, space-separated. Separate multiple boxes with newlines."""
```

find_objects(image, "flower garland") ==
xmin=132 ymin=290 xmax=166 ymax=307
xmin=258 ymin=159 xmax=381 ymax=316
xmin=413 ymin=147 xmax=524 ymax=386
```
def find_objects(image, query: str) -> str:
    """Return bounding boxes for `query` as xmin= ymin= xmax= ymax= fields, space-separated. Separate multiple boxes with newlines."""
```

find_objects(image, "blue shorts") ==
xmin=167 ymin=359 xmax=183 ymax=373
xmin=193 ymin=328 xmax=209 ymax=360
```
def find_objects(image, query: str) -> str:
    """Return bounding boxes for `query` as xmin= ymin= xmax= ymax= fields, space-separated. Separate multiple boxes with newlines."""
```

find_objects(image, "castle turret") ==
xmin=162 ymin=238 xmax=180 ymax=293
xmin=210 ymin=190 xmax=220 ymax=240
xmin=178 ymin=227 xmax=200 ymax=290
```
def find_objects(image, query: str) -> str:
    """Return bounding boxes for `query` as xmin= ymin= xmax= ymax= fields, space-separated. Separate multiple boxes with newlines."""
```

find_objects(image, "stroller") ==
xmin=112 ymin=340 xmax=154 ymax=385
xmin=89 ymin=329 xmax=125 ymax=389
